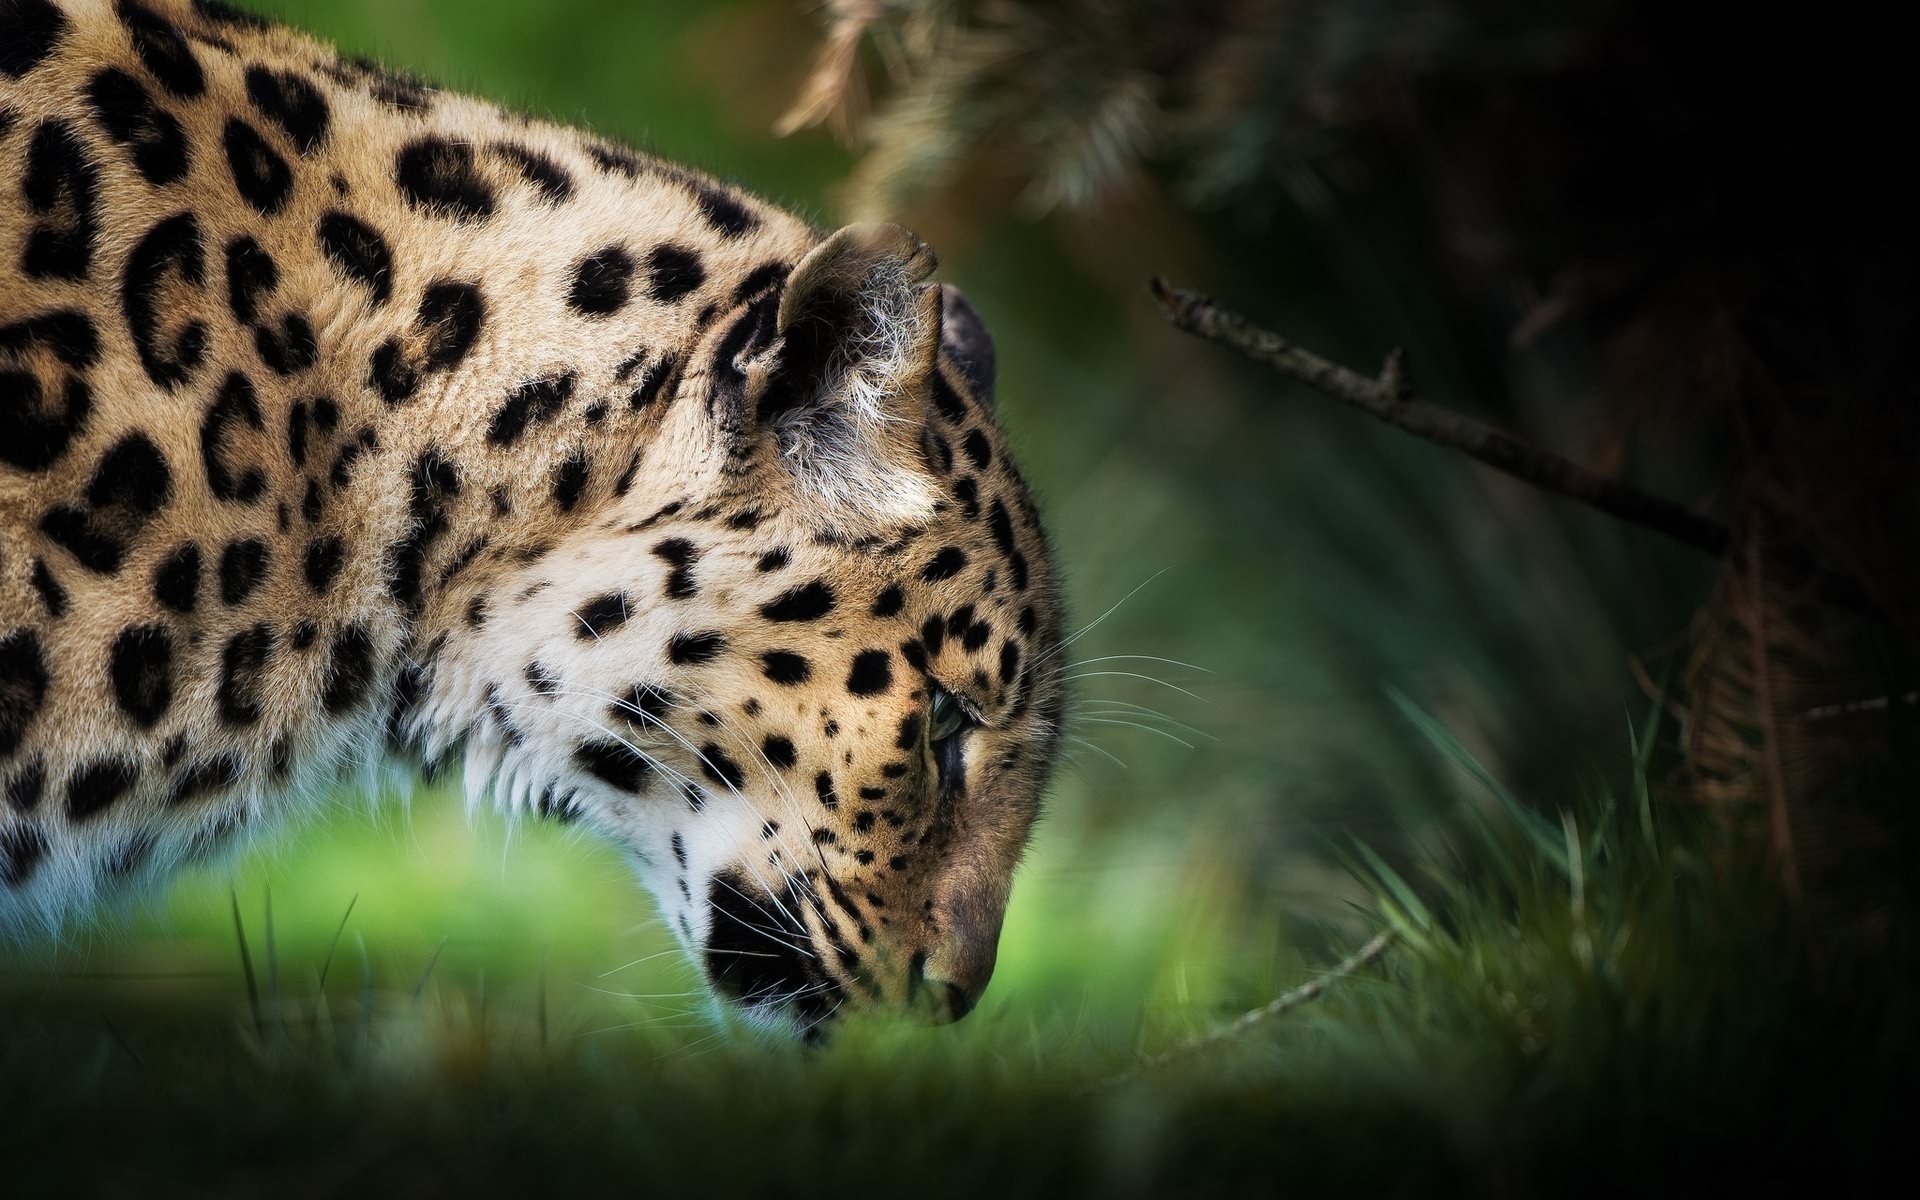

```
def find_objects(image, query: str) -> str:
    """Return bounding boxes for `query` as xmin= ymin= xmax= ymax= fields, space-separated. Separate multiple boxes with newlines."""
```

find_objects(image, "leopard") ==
xmin=0 ymin=0 xmax=1066 ymax=1037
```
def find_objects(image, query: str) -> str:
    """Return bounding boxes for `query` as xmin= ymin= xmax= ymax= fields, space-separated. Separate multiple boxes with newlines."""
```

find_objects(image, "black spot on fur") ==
xmin=962 ymin=618 xmax=992 ymax=652
xmin=847 ymin=650 xmax=893 ymax=697
xmin=0 ymin=0 xmax=66 ymax=79
xmin=386 ymin=448 xmax=454 ymax=616
xmin=153 ymin=542 xmax=200 ymax=612
xmin=28 ymin=559 xmax=67 ymax=618
xmin=762 ymin=735 xmax=797 ymax=770
xmin=65 ymin=756 xmax=139 ymax=823
xmin=525 ymin=661 xmax=559 ymax=697
xmin=644 ymin=245 xmax=704 ymax=303
xmin=694 ymin=186 xmax=758 ymax=237
xmin=116 ymin=0 xmax=206 ymax=97
xmin=813 ymin=771 xmax=838 ymax=811
xmin=167 ymin=753 xmax=239 ymax=806
xmin=929 ymin=369 xmax=970 ymax=424
xmin=487 ymin=371 xmax=575 ymax=446
xmin=395 ymin=136 xmax=495 ymax=220
xmin=895 ymin=713 xmax=922 ymax=751
xmin=347 ymin=57 xmax=434 ymax=111
xmin=492 ymin=142 xmax=573 ymax=204
xmin=194 ymin=1 xmax=267 ymax=28
xmin=757 ymin=548 xmax=790 ymax=574
xmin=652 ymin=538 xmax=699 ymax=599
xmin=669 ymin=631 xmax=726 ymax=666
xmin=219 ymin=538 xmax=270 ymax=605
xmin=367 ymin=339 xmax=415 ymax=403
xmin=465 ymin=594 xmax=488 ymax=629
xmin=253 ymin=313 xmax=315 ymax=377
xmin=0 ymin=323 xmax=95 ymax=473
xmin=321 ymin=624 xmax=376 ymax=713
xmin=201 ymin=372 xmax=267 ymax=502
xmin=304 ymin=535 xmax=344 ymax=593
xmin=760 ymin=581 xmax=835 ymax=622
xmin=629 ymin=352 xmax=679 ymax=409
xmin=576 ymin=740 xmax=653 ymax=794
xmin=86 ymin=67 xmax=190 ymax=186
xmin=568 ymin=245 xmax=635 ymax=316
xmin=417 ymin=281 xmax=484 ymax=368
xmin=225 ymin=235 xmax=276 ymax=323
xmin=999 ymin=639 xmax=1022 ymax=685
xmin=953 ymin=476 xmax=980 ymax=521
xmin=761 ymin=651 xmax=811 ymax=686
xmin=285 ymin=399 xmax=310 ymax=467
xmin=922 ymin=547 xmax=967 ymax=582
xmin=5 ymin=759 xmax=47 ymax=813
xmin=109 ymin=624 xmax=173 ymax=727
xmin=222 ymin=117 xmax=292 ymax=215
xmin=122 ymin=213 xmax=208 ymax=389
xmin=22 ymin=120 xmax=98 ymax=281
xmin=899 ymin=639 xmax=927 ymax=672
xmin=371 ymin=282 xmax=485 ymax=403
xmin=612 ymin=683 xmax=673 ymax=726
xmin=329 ymin=427 xmax=376 ymax=489
xmin=575 ymin=592 xmax=629 ymax=639
xmin=0 ymin=819 xmax=50 ymax=887
xmin=104 ymin=830 xmax=157 ymax=880
xmin=947 ymin=605 xmax=976 ymax=640
xmin=733 ymin=261 xmax=791 ymax=305
xmin=1 ymin=631 xmax=52 ymax=757
xmin=37 ymin=433 xmax=170 ymax=574
xmin=700 ymin=744 xmax=744 ymax=791
xmin=90 ymin=432 xmax=172 ymax=516
xmin=216 ymin=623 xmax=274 ymax=726
xmin=290 ymin=620 xmax=317 ymax=650
xmin=871 ymin=585 xmax=906 ymax=618
xmin=244 ymin=65 xmax=329 ymax=155
xmin=551 ymin=452 xmax=590 ymax=511
xmin=39 ymin=505 xmax=121 ymax=572
xmin=962 ymin=429 xmax=992 ymax=470
xmin=317 ymin=210 xmax=392 ymax=304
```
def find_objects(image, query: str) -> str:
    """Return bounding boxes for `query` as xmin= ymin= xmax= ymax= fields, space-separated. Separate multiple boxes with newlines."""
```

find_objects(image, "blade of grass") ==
xmin=1388 ymin=687 xmax=1569 ymax=877
xmin=411 ymin=936 xmax=448 ymax=1004
xmin=229 ymin=886 xmax=262 ymax=1036
xmin=356 ymin=932 xmax=372 ymax=1049
xmin=263 ymin=884 xmax=278 ymax=1032
xmin=1631 ymin=665 xmax=1671 ymax=855
xmin=315 ymin=893 xmax=359 ymax=996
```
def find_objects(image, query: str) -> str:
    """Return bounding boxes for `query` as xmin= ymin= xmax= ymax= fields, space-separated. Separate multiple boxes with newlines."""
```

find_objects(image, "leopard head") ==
xmin=450 ymin=225 xmax=1066 ymax=1036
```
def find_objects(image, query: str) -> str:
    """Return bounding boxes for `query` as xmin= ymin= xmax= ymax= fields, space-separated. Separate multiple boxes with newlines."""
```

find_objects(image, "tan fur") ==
xmin=0 ymin=0 xmax=1065 ymax=1032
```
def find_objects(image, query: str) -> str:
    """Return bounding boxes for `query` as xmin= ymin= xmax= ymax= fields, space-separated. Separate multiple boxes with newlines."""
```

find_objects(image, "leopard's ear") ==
xmin=939 ymin=283 xmax=996 ymax=408
xmin=744 ymin=223 xmax=944 ymax=525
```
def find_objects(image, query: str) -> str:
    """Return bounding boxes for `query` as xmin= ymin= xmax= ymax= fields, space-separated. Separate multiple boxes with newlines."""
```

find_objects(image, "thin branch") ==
xmin=1085 ymin=929 xmax=1395 ymax=1094
xmin=1796 ymin=691 xmax=1920 ymax=722
xmin=1150 ymin=278 xmax=1731 ymax=557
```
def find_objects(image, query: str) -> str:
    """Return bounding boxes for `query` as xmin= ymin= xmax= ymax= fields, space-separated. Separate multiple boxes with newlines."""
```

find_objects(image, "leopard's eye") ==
xmin=928 ymin=686 xmax=970 ymax=743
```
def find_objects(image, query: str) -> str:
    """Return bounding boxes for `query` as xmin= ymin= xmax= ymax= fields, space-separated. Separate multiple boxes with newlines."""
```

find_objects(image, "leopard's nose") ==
xmin=906 ymin=950 xmax=984 ymax=1023
xmin=910 ymin=919 xmax=999 ymax=1023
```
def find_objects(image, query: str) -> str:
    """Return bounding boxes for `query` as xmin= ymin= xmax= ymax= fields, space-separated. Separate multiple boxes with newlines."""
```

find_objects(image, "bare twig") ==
xmin=1150 ymin=278 xmax=1732 ymax=557
xmin=1085 ymin=929 xmax=1395 ymax=1094
xmin=1150 ymin=279 xmax=1883 ymax=615
xmin=1796 ymin=691 xmax=1920 ymax=722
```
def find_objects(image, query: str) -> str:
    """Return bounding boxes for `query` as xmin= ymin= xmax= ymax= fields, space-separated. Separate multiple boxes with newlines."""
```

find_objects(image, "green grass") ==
xmin=5 ymin=708 xmax=1906 ymax=1195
